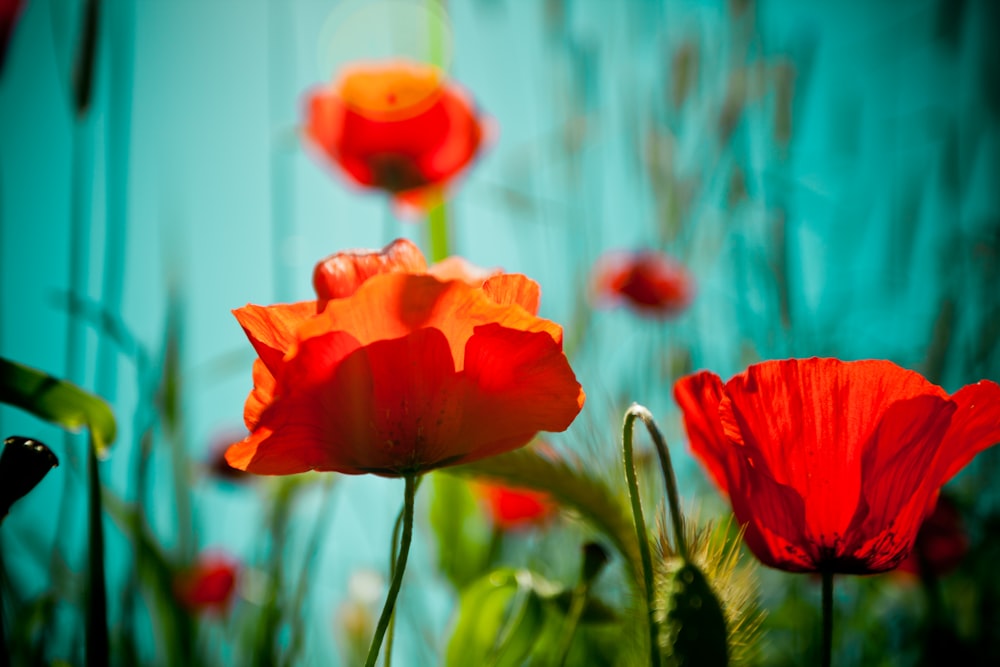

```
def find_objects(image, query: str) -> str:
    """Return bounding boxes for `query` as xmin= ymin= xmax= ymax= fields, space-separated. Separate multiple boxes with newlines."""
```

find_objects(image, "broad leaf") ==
xmin=0 ymin=357 xmax=117 ymax=455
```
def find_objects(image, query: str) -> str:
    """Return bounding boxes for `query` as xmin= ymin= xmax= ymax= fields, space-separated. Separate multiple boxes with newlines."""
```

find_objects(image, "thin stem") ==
xmin=821 ymin=571 xmax=833 ymax=667
xmin=630 ymin=405 xmax=688 ymax=561
xmin=365 ymin=474 xmax=417 ymax=667
xmin=427 ymin=203 xmax=451 ymax=263
xmin=86 ymin=439 xmax=109 ymax=667
xmin=554 ymin=583 xmax=588 ymax=667
xmin=621 ymin=408 xmax=661 ymax=667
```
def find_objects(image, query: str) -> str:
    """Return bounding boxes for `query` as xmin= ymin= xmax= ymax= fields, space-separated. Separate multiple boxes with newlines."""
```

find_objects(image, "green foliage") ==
xmin=0 ymin=357 xmax=117 ymax=455
xmin=445 ymin=568 xmax=621 ymax=667
xmin=428 ymin=473 xmax=492 ymax=590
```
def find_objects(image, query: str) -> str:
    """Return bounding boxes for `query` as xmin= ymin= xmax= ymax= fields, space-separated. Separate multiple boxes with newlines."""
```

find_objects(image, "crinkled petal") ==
xmin=937 ymin=380 xmax=1000 ymax=484
xmin=453 ymin=323 xmax=584 ymax=464
xmin=720 ymin=358 xmax=943 ymax=546
xmin=312 ymin=238 xmax=427 ymax=304
xmin=226 ymin=330 xmax=364 ymax=475
xmin=846 ymin=394 xmax=955 ymax=569
xmin=482 ymin=274 xmax=541 ymax=317
xmin=232 ymin=301 xmax=317 ymax=373
xmin=298 ymin=273 xmax=562 ymax=369
xmin=243 ymin=359 xmax=276 ymax=431
xmin=673 ymin=370 xmax=734 ymax=495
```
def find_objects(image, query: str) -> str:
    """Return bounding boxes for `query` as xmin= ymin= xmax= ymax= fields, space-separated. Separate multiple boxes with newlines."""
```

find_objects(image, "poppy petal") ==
xmin=937 ymin=380 xmax=1000 ymax=484
xmin=427 ymin=256 xmax=500 ymax=286
xmin=846 ymin=394 xmax=955 ymax=569
xmin=454 ymin=323 xmax=584 ymax=464
xmin=482 ymin=274 xmax=541 ymax=317
xmin=233 ymin=302 xmax=317 ymax=372
xmin=299 ymin=273 xmax=563 ymax=369
xmin=312 ymin=238 xmax=427 ymax=304
xmin=226 ymin=330 xmax=365 ymax=474
xmin=721 ymin=358 xmax=943 ymax=543
xmin=243 ymin=359 xmax=276 ymax=431
xmin=673 ymin=370 xmax=734 ymax=494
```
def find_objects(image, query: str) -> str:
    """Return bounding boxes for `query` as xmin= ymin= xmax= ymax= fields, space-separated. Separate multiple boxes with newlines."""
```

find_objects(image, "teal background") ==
xmin=1 ymin=0 xmax=998 ymax=664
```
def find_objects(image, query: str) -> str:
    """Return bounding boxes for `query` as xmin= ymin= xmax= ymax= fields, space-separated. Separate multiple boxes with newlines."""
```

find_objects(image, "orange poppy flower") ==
xmin=592 ymin=250 xmax=694 ymax=318
xmin=673 ymin=358 xmax=1000 ymax=574
xmin=226 ymin=239 xmax=584 ymax=476
xmin=477 ymin=482 xmax=556 ymax=530
xmin=173 ymin=554 xmax=239 ymax=614
xmin=305 ymin=60 xmax=488 ymax=210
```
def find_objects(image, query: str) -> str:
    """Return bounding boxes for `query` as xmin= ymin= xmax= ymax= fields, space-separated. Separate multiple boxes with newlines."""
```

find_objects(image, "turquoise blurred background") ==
xmin=1 ymin=0 xmax=998 ymax=664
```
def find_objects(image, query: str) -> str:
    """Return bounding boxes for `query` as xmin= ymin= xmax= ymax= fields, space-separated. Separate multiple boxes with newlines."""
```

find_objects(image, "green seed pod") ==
xmin=659 ymin=560 xmax=728 ymax=667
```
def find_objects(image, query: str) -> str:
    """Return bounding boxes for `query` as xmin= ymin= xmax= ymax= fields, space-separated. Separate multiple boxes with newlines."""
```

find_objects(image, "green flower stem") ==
xmin=630 ymin=405 xmax=688 ymax=561
xmin=365 ymin=474 xmax=418 ymax=667
xmin=821 ymin=571 xmax=833 ymax=667
xmin=427 ymin=203 xmax=451 ymax=263
xmin=622 ymin=407 xmax=662 ymax=667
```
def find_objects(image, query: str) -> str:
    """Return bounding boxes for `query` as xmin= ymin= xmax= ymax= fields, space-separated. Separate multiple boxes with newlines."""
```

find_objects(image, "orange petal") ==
xmin=233 ymin=301 xmax=316 ymax=372
xmin=299 ymin=273 xmax=563 ymax=369
xmin=428 ymin=256 xmax=501 ymax=286
xmin=453 ymin=323 xmax=584 ymax=464
xmin=482 ymin=274 xmax=541 ymax=316
xmin=312 ymin=238 xmax=427 ymax=304
xmin=243 ymin=359 xmax=276 ymax=431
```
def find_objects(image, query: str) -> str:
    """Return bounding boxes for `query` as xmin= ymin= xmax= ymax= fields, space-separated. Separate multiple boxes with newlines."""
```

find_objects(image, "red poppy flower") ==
xmin=173 ymin=554 xmax=239 ymax=614
xmin=226 ymin=239 xmax=584 ymax=476
xmin=477 ymin=482 xmax=556 ymax=530
xmin=305 ymin=60 xmax=488 ymax=210
xmin=673 ymin=358 xmax=1000 ymax=574
xmin=592 ymin=250 xmax=694 ymax=318
xmin=897 ymin=495 xmax=969 ymax=578
xmin=1 ymin=0 xmax=25 ymax=73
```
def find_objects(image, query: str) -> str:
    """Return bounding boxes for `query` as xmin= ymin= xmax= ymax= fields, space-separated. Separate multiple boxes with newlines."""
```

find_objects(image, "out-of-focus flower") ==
xmin=0 ymin=436 xmax=58 ymax=521
xmin=477 ymin=482 xmax=555 ymax=530
xmin=205 ymin=430 xmax=252 ymax=483
xmin=674 ymin=358 xmax=1000 ymax=574
xmin=0 ymin=0 xmax=24 ymax=75
xmin=335 ymin=570 xmax=385 ymax=666
xmin=226 ymin=239 xmax=584 ymax=477
xmin=897 ymin=494 xmax=969 ymax=578
xmin=173 ymin=553 xmax=239 ymax=614
xmin=305 ymin=59 xmax=489 ymax=211
xmin=593 ymin=250 xmax=695 ymax=318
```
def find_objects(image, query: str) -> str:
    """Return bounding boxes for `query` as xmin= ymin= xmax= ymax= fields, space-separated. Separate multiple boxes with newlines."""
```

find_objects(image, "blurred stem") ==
xmin=384 ymin=502 xmax=404 ymax=667
xmin=427 ymin=203 xmax=451 ymax=262
xmin=631 ymin=405 xmax=688 ymax=560
xmin=821 ymin=571 xmax=833 ymax=667
xmin=86 ymin=439 xmax=109 ymax=667
xmin=621 ymin=406 xmax=662 ymax=667
xmin=365 ymin=474 xmax=417 ymax=667
xmin=1 ymin=532 xmax=8 ymax=667
xmin=554 ymin=566 xmax=592 ymax=667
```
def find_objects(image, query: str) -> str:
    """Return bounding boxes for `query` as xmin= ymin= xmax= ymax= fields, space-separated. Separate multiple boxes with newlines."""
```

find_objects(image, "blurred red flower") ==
xmin=674 ymin=358 xmax=1000 ymax=574
xmin=173 ymin=554 xmax=239 ymax=614
xmin=226 ymin=239 xmax=584 ymax=476
xmin=0 ymin=0 xmax=24 ymax=73
xmin=897 ymin=494 xmax=969 ymax=578
xmin=305 ymin=60 xmax=488 ymax=211
xmin=478 ymin=482 xmax=555 ymax=530
xmin=592 ymin=250 xmax=694 ymax=318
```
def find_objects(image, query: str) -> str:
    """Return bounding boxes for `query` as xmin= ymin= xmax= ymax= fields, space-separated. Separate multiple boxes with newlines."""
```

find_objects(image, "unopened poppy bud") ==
xmin=1 ymin=436 xmax=59 ymax=521
xmin=581 ymin=542 xmax=611 ymax=585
